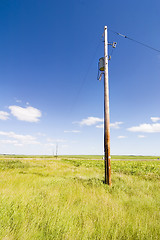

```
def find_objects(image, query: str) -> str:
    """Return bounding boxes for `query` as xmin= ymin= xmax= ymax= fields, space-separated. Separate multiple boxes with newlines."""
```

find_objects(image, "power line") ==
xmin=69 ymin=37 xmax=101 ymax=114
xmin=109 ymin=29 xmax=160 ymax=53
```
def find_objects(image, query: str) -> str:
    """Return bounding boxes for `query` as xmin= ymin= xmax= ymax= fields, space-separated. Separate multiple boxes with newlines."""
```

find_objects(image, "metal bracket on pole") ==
xmin=108 ymin=42 xmax=117 ymax=48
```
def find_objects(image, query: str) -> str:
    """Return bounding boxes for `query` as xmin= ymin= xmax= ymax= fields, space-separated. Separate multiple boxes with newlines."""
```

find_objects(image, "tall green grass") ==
xmin=0 ymin=156 xmax=159 ymax=239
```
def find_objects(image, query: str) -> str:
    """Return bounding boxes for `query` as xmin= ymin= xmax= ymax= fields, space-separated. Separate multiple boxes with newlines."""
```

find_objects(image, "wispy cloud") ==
xmin=61 ymin=144 xmax=69 ymax=148
xmin=151 ymin=117 xmax=160 ymax=123
xmin=45 ymin=143 xmax=55 ymax=147
xmin=64 ymin=130 xmax=80 ymax=133
xmin=15 ymin=99 xmax=22 ymax=103
xmin=76 ymin=117 xmax=103 ymax=126
xmin=77 ymin=117 xmax=124 ymax=129
xmin=117 ymin=136 xmax=127 ymax=139
xmin=14 ymin=143 xmax=24 ymax=147
xmin=47 ymin=138 xmax=66 ymax=143
xmin=96 ymin=121 xmax=123 ymax=129
xmin=0 ymin=139 xmax=18 ymax=144
xmin=110 ymin=122 xmax=123 ymax=129
xmin=9 ymin=105 xmax=42 ymax=122
xmin=96 ymin=124 xmax=104 ymax=128
xmin=0 ymin=131 xmax=40 ymax=145
xmin=0 ymin=111 xmax=9 ymax=120
xmin=138 ymin=135 xmax=146 ymax=138
xmin=127 ymin=123 xmax=160 ymax=133
xmin=37 ymin=132 xmax=46 ymax=137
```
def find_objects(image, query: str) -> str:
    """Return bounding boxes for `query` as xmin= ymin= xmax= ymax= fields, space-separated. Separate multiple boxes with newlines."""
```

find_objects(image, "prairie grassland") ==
xmin=0 ymin=155 xmax=159 ymax=240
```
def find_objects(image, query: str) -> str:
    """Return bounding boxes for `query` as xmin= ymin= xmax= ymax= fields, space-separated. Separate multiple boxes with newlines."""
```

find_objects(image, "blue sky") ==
xmin=0 ymin=0 xmax=160 ymax=155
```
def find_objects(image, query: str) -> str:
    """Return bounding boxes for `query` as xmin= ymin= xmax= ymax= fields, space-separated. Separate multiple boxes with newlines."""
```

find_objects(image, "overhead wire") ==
xmin=70 ymin=27 xmax=160 ymax=114
xmin=70 ymin=35 xmax=103 ymax=114
xmin=108 ymin=28 xmax=160 ymax=53
xmin=109 ymin=45 xmax=114 ymax=58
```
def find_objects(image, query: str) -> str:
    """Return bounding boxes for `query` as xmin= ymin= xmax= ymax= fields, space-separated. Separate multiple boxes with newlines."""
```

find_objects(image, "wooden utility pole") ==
xmin=104 ymin=26 xmax=111 ymax=185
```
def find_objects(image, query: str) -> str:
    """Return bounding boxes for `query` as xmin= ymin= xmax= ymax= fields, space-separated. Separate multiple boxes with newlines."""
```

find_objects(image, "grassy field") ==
xmin=0 ymin=155 xmax=159 ymax=240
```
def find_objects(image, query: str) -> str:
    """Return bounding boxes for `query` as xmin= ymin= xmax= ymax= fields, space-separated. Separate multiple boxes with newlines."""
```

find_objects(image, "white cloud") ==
xmin=96 ymin=124 xmax=104 ymax=128
xmin=78 ymin=117 xmax=103 ymax=126
xmin=76 ymin=117 xmax=123 ymax=128
xmin=0 ymin=111 xmax=9 ymax=120
xmin=138 ymin=135 xmax=146 ymax=138
xmin=61 ymin=144 xmax=69 ymax=148
xmin=127 ymin=123 xmax=160 ymax=133
xmin=96 ymin=121 xmax=123 ymax=129
xmin=46 ymin=138 xmax=53 ymax=142
xmin=47 ymin=138 xmax=66 ymax=143
xmin=117 ymin=136 xmax=127 ymax=139
xmin=110 ymin=122 xmax=123 ymax=129
xmin=37 ymin=132 xmax=46 ymax=137
xmin=0 ymin=140 xmax=18 ymax=144
xmin=9 ymin=105 xmax=42 ymax=122
xmin=45 ymin=143 xmax=56 ymax=147
xmin=0 ymin=131 xmax=40 ymax=145
xmin=14 ymin=143 xmax=23 ymax=147
xmin=64 ymin=130 xmax=80 ymax=133
xmin=15 ymin=99 xmax=22 ymax=103
xmin=151 ymin=117 xmax=160 ymax=123
xmin=55 ymin=139 xmax=66 ymax=143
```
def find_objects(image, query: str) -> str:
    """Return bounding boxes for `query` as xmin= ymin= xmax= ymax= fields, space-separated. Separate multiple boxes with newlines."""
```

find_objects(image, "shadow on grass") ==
xmin=19 ymin=171 xmax=55 ymax=178
xmin=0 ymin=160 xmax=30 ymax=170
xmin=73 ymin=176 xmax=104 ymax=187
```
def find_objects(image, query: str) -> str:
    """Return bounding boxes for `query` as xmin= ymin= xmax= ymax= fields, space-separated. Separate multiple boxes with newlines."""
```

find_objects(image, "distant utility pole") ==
xmin=104 ymin=26 xmax=111 ymax=185
xmin=98 ymin=26 xmax=116 ymax=185
xmin=56 ymin=143 xmax=58 ymax=159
